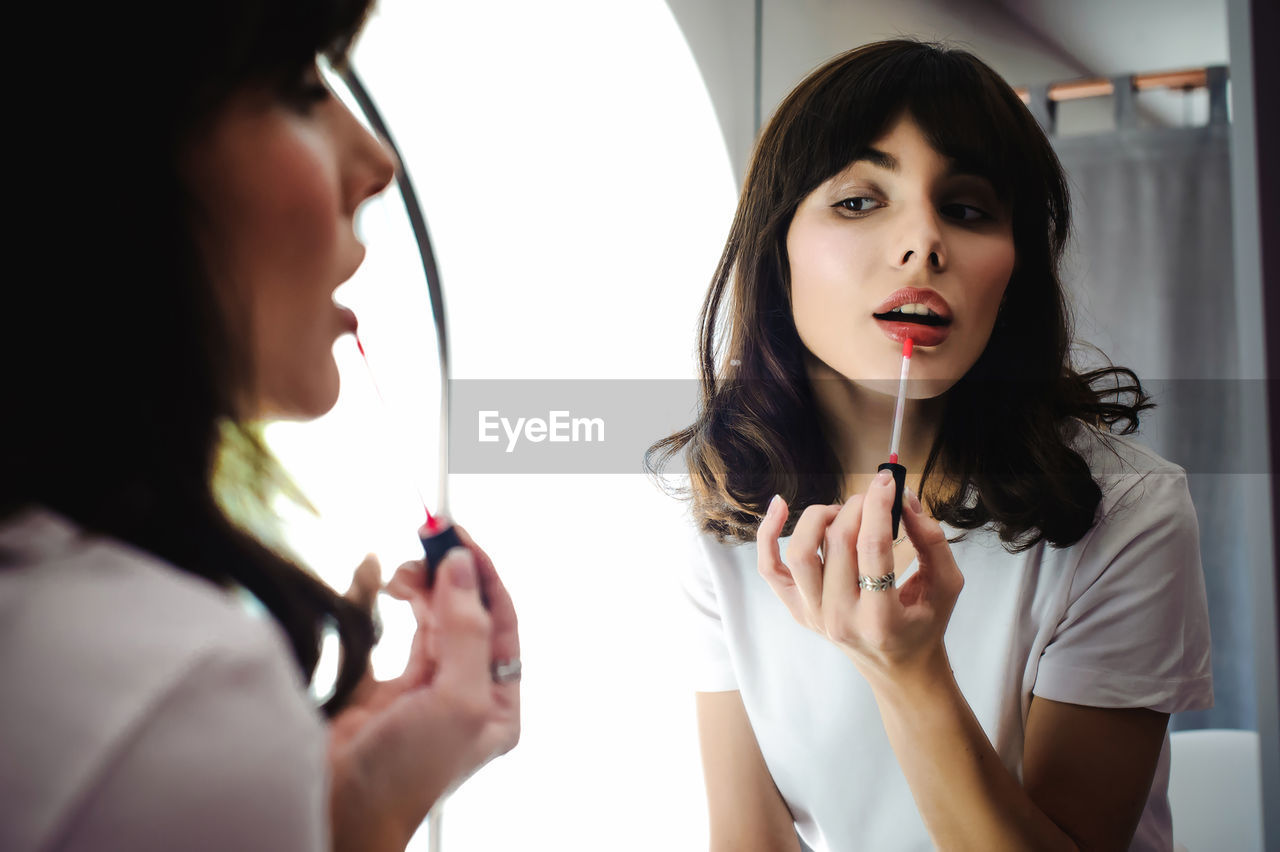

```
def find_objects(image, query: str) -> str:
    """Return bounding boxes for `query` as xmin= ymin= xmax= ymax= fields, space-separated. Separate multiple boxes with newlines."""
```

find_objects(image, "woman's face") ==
xmin=785 ymin=112 xmax=1015 ymax=399
xmin=184 ymin=63 xmax=395 ymax=419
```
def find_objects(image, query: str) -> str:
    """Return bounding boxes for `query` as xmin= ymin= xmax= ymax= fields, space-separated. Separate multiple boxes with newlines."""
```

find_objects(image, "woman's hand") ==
xmin=756 ymin=471 xmax=963 ymax=683
xmin=327 ymin=528 xmax=520 ymax=851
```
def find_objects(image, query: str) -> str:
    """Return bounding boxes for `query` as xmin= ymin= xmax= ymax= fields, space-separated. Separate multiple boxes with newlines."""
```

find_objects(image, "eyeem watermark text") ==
xmin=478 ymin=410 xmax=606 ymax=453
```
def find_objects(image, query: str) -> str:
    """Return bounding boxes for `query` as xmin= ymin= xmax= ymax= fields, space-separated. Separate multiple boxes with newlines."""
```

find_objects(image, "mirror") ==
xmin=252 ymin=0 xmax=1271 ymax=848
xmin=667 ymin=0 xmax=1269 ymax=848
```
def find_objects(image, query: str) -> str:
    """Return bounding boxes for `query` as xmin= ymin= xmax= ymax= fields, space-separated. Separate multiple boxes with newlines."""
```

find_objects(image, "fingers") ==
xmin=898 ymin=486 xmax=946 ymax=552
xmin=855 ymin=465 xmax=896 ymax=557
xmin=384 ymin=525 xmax=521 ymax=689
xmin=453 ymin=526 xmax=520 ymax=661
xmin=384 ymin=560 xmax=422 ymax=602
xmin=345 ymin=553 xmax=382 ymax=610
xmin=783 ymin=502 xmax=841 ymax=616
xmin=430 ymin=548 xmax=494 ymax=702
xmin=821 ymin=494 xmax=864 ymax=613
xmin=849 ymin=470 xmax=901 ymax=603
xmin=756 ymin=496 xmax=807 ymax=622
xmin=383 ymin=560 xmax=436 ymax=652
xmin=399 ymin=620 xmax=439 ymax=688
xmin=342 ymin=555 xmax=383 ymax=704
xmin=451 ymin=525 xmax=493 ymax=577
xmin=899 ymin=487 xmax=963 ymax=598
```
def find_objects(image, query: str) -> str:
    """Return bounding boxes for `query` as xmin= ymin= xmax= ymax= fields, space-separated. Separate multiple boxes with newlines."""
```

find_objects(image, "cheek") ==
xmin=968 ymin=238 xmax=1016 ymax=322
xmin=247 ymin=145 xmax=340 ymax=276
xmin=183 ymin=108 xmax=347 ymax=418
xmin=787 ymin=221 xmax=873 ymax=331
xmin=237 ymin=140 xmax=344 ymax=415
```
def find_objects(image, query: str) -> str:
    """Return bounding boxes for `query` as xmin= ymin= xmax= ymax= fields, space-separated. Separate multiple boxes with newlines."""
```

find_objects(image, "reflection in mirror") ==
xmin=665 ymin=1 xmax=1264 ymax=844
xmin=737 ymin=0 xmax=1250 ymax=732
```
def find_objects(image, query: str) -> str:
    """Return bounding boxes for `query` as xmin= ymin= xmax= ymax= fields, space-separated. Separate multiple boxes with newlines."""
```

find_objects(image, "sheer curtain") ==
xmin=1031 ymin=68 xmax=1253 ymax=730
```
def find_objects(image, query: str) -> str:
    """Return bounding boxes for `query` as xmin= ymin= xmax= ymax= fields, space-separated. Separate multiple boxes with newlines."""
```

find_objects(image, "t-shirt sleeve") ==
xmin=680 ymin=527 xmax=740 ymax=693
xmin=54 ymin=619 xmax=330 ymax=852
xmin=1033 ymin=468 xmax=1214 ymax=714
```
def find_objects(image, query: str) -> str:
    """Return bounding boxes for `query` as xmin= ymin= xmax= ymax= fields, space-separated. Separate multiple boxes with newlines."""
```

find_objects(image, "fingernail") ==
xmin=767 ymin=494 xmax=782 ymax=516
xmin=905 ymin=486 xmax=922 ymax=514
xmin=876 ymin=469 xmax=893 ymax=487
xmin=448 ymin=549 xmax=477 ymax=589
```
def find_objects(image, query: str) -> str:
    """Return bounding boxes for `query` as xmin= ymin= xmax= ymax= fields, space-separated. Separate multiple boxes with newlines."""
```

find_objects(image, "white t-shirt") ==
xmin=682 ymin=427 xmax=1213 ymax=851
xmin=0 ymin=509 xmax=330 ymax=852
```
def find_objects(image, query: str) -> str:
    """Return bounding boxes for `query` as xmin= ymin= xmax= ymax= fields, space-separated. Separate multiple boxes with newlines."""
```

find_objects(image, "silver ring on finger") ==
xmin=858 ymin=571 xmax=896 ymax=592
xmin=491 ymin=657 xmax=522 ymax=684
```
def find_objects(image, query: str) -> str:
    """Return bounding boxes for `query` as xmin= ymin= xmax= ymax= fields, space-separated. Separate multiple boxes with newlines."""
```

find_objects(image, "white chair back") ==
xmin=1168 ymin=728 xmax=1264 ymax=852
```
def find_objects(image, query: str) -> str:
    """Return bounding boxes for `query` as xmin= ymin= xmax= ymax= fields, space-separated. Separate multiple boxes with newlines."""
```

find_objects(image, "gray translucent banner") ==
xmin=450 ymin=380 xmax=698 ymax=474
xmin=446 ymin=379 xmax=1274 ymax=474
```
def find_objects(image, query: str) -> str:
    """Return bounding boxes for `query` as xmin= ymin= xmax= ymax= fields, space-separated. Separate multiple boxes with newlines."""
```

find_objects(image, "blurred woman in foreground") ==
xmin=2 ymin=2 xmax=519 ymax=849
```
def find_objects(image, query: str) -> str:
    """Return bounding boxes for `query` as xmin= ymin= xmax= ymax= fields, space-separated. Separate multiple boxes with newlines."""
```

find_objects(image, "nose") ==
xmin=341 ymin=107 xmax=397 ymax=214
xmin=894 ymin=205 xmax=946 ymax=272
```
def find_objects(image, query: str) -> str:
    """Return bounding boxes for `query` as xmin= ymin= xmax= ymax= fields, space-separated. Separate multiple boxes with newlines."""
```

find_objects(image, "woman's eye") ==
xmin=294 ymin=83 xmax=331 ymax=108
xmin=835 ymin=197 xmax=881 ymax=213
xmin=281 ymin=67 xmax=332 ymax=112
xmin=941 ymin=203 xmax=988 ymax=222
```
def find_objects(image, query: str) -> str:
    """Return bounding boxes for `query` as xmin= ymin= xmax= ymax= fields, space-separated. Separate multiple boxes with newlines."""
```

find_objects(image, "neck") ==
xmin=807 ymin=356 xmax=945 ymax=503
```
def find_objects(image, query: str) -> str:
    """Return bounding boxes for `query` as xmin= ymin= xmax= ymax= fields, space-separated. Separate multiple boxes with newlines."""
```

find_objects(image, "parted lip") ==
xmin=872 ymin=287 xmax=953 ymax=321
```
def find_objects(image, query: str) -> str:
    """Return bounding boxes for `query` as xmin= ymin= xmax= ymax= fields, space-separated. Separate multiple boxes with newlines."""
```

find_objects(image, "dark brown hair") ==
xmin=6 ymin=0 xmax=380 ymax=715
xmin=647 ymin=39 xmax=1151 ymax=549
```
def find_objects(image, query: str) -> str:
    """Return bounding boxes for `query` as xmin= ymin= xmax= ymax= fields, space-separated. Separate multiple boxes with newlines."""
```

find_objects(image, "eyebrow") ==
xmin=856 ymin=147 xmax=900 ymax=172
xmin=854 ymin=147 xmax=991 ymax=182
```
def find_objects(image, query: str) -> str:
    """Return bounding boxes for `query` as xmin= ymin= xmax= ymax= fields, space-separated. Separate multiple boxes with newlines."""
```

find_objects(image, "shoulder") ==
xmin=1051 ymin=424 xmax=1205 ymax=626
xmin=0 ymin=508 xmax=309 ymax=700
xmin=682 ymin=518 xmax=757 ymax=582
xmin=0 ymin=508 xmax=325 ymax=851
xmin=1065 ymin=418 xmax=1184 ymax=480
xmin=1034 ymin=429 xmax=1213 ymax=713
xmin=1064 ymin=420 xmax=1193 ymax=527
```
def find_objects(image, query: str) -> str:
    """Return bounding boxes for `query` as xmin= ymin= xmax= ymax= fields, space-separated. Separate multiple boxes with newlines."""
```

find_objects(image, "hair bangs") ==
xmin=906 ymin=80 xmax=1022 ymax=204
xmin=161 ymin=0 xmax=375 ymax=128
xmin=776 ymin=49 xmax=916 ymax=206
xmin=770 ymin=41 xmax=1047 ymax=223
xmin=226 ymin=0 xmax=373 ymax=82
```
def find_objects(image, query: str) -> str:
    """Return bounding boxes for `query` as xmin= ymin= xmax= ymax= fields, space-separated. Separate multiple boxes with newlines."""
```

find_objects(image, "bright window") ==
xmin=265 ymin=1 xmax=736 ymax=847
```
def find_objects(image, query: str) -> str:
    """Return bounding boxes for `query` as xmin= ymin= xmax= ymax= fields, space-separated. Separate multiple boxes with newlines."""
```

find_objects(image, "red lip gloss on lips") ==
xmin=356 ymin=331 xmax=482 ymax=604
xmin=877 ymin=337 xmax=912 ymax=538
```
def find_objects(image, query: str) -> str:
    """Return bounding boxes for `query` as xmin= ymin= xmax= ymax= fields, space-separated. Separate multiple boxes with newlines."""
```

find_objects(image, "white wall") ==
xmin=663 ymin=0 xmax=757 ymax=184
xmin=270 ymin=2 xmax=741 ymax=848
xmin=666 ymin=0 xmax=1231 ymax=184
xmin=757 ymin=0 xmax=1082 ymax=117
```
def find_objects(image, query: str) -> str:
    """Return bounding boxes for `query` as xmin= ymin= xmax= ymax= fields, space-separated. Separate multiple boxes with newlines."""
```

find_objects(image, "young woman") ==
xmin=650 ymin=40 xmax=1212 ymax=851
xmin=2 ymin=2 xmax=518 ymax=850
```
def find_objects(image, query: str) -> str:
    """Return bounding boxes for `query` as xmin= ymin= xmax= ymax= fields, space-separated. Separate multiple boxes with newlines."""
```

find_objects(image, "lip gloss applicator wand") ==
xmin=878 ymin=337 xmax=913 ymax=539
xmin=354 ymin=331 xmax=469 ymax=596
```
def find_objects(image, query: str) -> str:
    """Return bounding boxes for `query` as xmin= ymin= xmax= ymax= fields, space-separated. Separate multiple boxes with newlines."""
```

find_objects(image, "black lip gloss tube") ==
xmin=420 ymin=520 xmax=463 ymax=588
xmin=419 ymin=518 xmax=489 ymax=610
xmin=877 ymin=461 xmax=907 ymax=540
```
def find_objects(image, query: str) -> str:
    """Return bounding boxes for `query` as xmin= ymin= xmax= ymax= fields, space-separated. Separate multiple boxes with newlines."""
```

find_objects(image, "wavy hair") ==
xmin=647 ymin=39 xmax=1152 ymax=549
xmin=6 ymin=0 xmax=380 ymax=715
